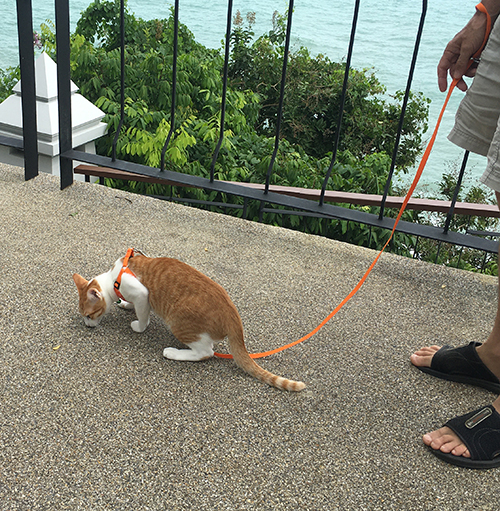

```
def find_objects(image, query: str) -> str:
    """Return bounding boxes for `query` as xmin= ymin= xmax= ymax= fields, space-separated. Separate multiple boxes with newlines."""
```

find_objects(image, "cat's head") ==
xmin=73 ymin=273 xmax=108 ymax=327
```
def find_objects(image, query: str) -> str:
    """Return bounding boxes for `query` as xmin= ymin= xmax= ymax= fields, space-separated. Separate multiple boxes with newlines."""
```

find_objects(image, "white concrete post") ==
xmin=0 ymin=52 xmax=107 ymax=181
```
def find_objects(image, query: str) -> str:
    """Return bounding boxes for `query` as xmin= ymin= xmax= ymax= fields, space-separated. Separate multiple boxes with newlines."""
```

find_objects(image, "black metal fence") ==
xmin=9 ymin=0 xmax=500 ymax=258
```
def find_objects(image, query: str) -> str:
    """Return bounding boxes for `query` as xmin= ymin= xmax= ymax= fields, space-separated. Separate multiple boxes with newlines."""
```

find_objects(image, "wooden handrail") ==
xmin=74 ymin=164 xmax=500 ymax=218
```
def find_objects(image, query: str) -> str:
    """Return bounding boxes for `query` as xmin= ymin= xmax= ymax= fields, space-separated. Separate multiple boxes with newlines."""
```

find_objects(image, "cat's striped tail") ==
xmin=227 ymin=322 xmax=306 ymax=392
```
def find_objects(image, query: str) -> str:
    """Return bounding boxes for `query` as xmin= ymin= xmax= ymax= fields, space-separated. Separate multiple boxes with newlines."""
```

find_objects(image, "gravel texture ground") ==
xmin=1 ymin=164 xmax=500 ymax=510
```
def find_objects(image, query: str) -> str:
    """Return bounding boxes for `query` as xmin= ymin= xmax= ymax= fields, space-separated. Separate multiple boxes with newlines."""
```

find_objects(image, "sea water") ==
xmin=0 ymin=0 xmax=487 ymax=192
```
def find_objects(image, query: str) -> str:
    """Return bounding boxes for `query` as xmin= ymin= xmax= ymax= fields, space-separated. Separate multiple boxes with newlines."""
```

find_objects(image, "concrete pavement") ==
xmin=1 ymin=163 xmax=500 ymax=510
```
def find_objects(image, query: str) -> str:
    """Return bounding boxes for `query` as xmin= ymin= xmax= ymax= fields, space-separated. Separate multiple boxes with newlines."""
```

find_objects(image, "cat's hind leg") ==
xmin=163 ymin=333 xmax=215 ymax=362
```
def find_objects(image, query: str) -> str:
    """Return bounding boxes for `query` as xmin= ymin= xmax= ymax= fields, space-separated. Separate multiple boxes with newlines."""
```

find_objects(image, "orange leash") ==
xmin=214 ymin=3 xmax=492 ymax=360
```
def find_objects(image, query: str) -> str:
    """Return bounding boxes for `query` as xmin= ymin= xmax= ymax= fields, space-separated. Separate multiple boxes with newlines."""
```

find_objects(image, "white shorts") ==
xmin=448 ymin=19 xmax=500 ymax=192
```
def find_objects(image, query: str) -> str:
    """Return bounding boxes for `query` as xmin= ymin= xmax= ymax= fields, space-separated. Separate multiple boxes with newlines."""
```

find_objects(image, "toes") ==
xmin=430 ymin=434 xmax=461 ymax=453
xmin=414 ymin=345 xmax=440 ymax=356
xmin=410 ymin=345 xmax=441 ymax=367
xmin=423 ymin=427 xmax=454 ymax=448
xmin=451 ymin=444 xmax=471 ymax=458
xmin=410 ymin=353 xmax=433 ymax=367
xmin=423 ymin=426 xmax=470 ymax=458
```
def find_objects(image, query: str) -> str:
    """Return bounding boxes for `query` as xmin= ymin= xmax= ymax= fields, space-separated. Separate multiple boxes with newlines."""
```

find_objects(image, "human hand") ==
xmin=437 ymin=9 xmax=490 ymax=92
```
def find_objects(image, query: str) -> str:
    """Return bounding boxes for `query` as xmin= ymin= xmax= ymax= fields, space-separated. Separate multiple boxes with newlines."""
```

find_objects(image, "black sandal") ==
xmin=430 ymin=406 xmax=500 ymax=469
xmin=417 ymin=342 xmax=500 ymax=394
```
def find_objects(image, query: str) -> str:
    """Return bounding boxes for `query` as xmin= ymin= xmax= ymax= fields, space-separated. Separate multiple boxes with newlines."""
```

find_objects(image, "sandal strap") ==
xmin=431 ymin=342 xmax=500 ymax=385
xmin=446 ymin=406 xmax=500 ymax=461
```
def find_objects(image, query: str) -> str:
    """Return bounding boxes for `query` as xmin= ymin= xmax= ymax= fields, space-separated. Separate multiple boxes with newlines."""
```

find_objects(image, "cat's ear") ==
xmin=73 ymin=273 xmax=88 ymax=291
xmin=87 ymin=288 xmax=102 ymax=303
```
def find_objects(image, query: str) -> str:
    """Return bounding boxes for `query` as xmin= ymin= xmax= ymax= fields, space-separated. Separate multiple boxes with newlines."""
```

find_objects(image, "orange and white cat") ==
xmin=73 ymin=250 xmax=305 ymax=391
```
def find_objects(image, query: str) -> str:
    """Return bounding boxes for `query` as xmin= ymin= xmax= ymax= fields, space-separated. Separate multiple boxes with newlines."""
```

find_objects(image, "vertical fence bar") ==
xmin=319 ymin=0 xmax=360 ymax=206
xmin=379 ymin=0 xmax=427 ymax=219
xmin=55 ymin=0 xmax=73 ymax=189
xmin=16 ymin=0 xmax=38 ymax=181
xmin=160 ymin=0 xmax=179 ymax=172
xmin=481 ymin=251 xmax=488 ymax=272
xmin=443 ymin=150 xmax=469 ymax=234
xmin=435 ymin=241 xmax=442 ymax=263
xmin=112 ymin=0 xmax=125 ymax=162
xmin=456 ymin=216 xmax=472 ymax=268
xmin=413 ymin=237 xmax=420 ymax=258
xmin=209 ymin=0 xmax=233 ymax=182
xmin=264 ymin=0 xmax=294 ymax=194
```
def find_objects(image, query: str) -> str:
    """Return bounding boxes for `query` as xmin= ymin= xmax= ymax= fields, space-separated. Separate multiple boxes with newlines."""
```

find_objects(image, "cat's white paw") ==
xmin=163 ymin=347 xmax=183 ymax=360
xmin=117 ymin=300 xmax=134 ymax=310
xmin=131 ymin=320 xmax=149 ymax=333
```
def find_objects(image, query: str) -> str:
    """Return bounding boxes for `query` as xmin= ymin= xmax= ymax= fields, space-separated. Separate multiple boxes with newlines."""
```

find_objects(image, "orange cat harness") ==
xmin=114 ymin=248 xmax=136 ymax=301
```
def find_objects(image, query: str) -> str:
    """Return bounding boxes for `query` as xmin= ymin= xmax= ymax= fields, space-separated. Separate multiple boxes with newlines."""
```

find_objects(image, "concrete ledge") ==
xmin=1 ymin=163 xmax=499 ymax=510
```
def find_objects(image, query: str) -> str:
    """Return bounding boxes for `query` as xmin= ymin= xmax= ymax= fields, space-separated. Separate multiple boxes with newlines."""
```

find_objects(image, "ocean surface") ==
xmin=0 ymin=0 xmax=488 ymax=193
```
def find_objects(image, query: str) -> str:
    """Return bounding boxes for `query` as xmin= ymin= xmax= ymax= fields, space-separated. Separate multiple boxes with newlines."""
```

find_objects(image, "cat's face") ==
xmin=73 ymin=273 xmax=107 ymax=327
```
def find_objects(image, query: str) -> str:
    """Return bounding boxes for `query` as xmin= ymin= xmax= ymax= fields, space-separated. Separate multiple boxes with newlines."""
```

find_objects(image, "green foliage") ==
xmin=228 ymin=10 xmax=430 ymax=172
xmin=75 ymin=0 xmax=138 ymax=51
xmin=0 ymin=66 xmax=19 ymax=102
xmin=38 ymin=20 xmax=57 ymax=59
